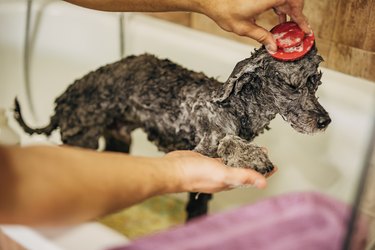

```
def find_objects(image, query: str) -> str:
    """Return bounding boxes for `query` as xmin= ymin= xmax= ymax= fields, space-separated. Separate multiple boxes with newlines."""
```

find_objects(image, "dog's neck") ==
xmin=222 ymin=89 xmax=277 ymax=140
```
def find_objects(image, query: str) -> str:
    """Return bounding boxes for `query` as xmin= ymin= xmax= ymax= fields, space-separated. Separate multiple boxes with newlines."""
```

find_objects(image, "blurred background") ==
xmin=0 ymin=0 xmax=374 ymax=249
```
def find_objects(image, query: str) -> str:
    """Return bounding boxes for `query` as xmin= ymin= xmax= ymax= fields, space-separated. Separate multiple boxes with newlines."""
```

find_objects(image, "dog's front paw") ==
xmin=217 ymin=135 xmax=274 ymax=175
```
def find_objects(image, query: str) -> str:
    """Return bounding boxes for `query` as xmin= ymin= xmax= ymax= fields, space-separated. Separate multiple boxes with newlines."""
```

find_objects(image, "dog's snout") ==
xmin=317 ymin=116 xmax=331 ymax=129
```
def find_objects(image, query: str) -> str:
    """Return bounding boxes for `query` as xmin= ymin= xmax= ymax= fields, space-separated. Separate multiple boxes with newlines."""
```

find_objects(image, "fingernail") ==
xmin=265 ymin=44 xmax=277 ymax=53
xmin=254 ymin=179 xmax=262 ymax=189
xmin=227 ymin=181 xmax=255 ymax=189
xmin=229 ymin=184 xmax=255 ymax=189
xmin=227 ymin=178 xmax=264 ymax=189
xmin=307 ymin=24 xmax=313 ymax=35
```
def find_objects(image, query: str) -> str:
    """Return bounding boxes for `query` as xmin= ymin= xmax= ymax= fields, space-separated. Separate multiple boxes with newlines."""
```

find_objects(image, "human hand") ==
xmin=199 ymin=0 xmax=310 ymax=51
xmin=164 ymin=150 xmax=277 ymax=194
xmin=272 ymin=0 xmax=310 ymax=32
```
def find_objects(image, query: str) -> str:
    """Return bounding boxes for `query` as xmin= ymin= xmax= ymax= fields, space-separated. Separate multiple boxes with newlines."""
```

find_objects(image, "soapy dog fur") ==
xmin=14 ymin=45 xmax=330 ymax=219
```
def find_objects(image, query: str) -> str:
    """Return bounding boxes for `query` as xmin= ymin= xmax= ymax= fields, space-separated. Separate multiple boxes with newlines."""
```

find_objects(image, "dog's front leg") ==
xmin=185 ymin=192 xmax=212 ymax=221
xmin=217 ymin=135 xmax=274 ymax=175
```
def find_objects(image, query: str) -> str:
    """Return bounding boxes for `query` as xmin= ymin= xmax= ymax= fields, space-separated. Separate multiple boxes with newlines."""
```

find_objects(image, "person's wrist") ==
xmin=186 ymin=0 xmax=213 ymax=16
xmin=155 ymin=156 xmax=185 ymax=194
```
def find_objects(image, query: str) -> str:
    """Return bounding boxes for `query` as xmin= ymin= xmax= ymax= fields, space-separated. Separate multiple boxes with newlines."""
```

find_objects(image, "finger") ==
xmin=255 ymin=0 xmax=288 ymax=12
xmin=214 ymin=157 xmax=224 ymax=164
xmin=244 ymin=23 xmax=277 ymax=52
xmin=264 ymin=166 xmax=278 ymax=178
xmin=291 ymin=13 xmax=311 ymax=34
xmin=270 ymin=166 xmax=278 ymax=176
xmin=225 ymin=168 xmax=267 ymax=189
xmin=278 ymin=13 xmax=287 ymax=23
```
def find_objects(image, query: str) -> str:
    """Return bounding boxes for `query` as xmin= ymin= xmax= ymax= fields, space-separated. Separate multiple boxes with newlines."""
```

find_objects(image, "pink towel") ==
xmin=111 ymin=192 xmax=358 ymax=250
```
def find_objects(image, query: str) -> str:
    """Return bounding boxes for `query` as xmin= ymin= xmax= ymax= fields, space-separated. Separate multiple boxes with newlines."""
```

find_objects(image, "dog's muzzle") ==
xmin=317 ymin=115 xmax=331 ymax=129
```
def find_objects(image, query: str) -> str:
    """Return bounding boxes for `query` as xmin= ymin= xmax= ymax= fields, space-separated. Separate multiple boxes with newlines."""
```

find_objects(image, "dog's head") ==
xmin=215 ymin=46 xmax=330 ymax=134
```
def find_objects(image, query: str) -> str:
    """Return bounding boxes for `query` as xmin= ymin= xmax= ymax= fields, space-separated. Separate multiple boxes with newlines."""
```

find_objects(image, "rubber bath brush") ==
xmin=268 ymin=21 xmax=315 ymax=61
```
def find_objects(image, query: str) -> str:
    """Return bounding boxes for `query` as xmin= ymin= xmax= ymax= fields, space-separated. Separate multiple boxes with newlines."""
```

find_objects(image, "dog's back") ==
xmin=15 ymin=54 xmax=222 ymax=150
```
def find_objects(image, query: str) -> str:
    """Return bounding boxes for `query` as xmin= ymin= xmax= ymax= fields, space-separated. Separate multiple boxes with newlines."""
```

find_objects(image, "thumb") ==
xmin=245 ymin=23 xmax=277 ymax=52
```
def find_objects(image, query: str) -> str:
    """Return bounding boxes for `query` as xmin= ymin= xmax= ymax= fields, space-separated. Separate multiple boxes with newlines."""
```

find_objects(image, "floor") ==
xmin=99 ymin=195 xmax=186 ymax=240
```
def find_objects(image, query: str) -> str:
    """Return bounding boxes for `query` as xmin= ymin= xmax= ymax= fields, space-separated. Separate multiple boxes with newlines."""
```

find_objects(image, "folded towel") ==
xmin=110 ymin=192 xmax=365 ymax=250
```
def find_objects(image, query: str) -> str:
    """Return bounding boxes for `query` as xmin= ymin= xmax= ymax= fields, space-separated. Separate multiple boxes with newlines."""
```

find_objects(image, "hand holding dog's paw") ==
xmin=217 ymin=135 xmax=275 ymax=175
xmin=164 ymin=150 xmax=271 ymax=193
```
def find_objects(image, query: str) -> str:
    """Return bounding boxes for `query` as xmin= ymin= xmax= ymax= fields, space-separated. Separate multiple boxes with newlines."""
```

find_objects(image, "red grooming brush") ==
xmin=268 ymin=21 xmax=315 ymax=61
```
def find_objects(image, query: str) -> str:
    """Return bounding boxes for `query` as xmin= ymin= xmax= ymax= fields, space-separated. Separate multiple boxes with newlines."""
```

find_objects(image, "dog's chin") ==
xmin=290 ymin=123 xmax=327 ymax=134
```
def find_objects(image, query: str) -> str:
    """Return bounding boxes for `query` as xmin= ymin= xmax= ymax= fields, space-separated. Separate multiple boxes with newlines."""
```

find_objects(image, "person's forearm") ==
xmin=63 ymin=0 xmax=310 ymax=51
xmin=64 ymin=0 xmax=207 ymax=13
xmin=0 ymin=145 xmax=180 ymax=226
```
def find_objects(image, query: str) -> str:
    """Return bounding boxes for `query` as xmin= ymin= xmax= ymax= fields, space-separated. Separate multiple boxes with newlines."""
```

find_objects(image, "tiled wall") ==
xmin=146 ymin=0 xmax=375 ymax=82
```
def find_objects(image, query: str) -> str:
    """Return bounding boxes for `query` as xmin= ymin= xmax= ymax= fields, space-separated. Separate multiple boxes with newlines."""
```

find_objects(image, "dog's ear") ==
xmin=214 ymin=58 xmax=258 ymax=102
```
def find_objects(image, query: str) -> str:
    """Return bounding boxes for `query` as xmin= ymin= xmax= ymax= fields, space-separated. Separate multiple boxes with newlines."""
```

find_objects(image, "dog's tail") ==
xmin=14 ymin=98 xmax=58 ymax=136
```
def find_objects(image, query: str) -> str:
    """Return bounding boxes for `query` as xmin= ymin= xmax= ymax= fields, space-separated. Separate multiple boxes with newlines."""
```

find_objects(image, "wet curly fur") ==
xmin=14 ymin=45 xmax=330 ymax=220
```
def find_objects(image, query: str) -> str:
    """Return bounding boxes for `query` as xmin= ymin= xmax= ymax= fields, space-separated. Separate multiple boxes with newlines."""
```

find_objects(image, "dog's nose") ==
xmin=317 ymin=116 xmax=331 ymax=129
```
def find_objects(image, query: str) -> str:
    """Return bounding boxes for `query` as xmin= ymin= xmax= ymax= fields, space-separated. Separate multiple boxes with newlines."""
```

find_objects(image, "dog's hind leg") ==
xmin=61 ymin=127 xmax=102 ymax=150
xmin=186 ymin=193 xmax=212 ymax=221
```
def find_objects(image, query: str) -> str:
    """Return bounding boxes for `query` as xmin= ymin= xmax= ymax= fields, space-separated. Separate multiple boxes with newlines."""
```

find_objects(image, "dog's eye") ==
xmin=275 ymin=72 xmax=299 ymax=91
xmin=288 ymin=84 xmax=299 ymax=90
xmin=307 ymin=72 xmax=322 ymax=91
xmin=309 ymin=71 xmax=322 ymax=84
xmin=274 ymin=72 xmax=290 ymax=86
xmin=274 ymin=72 xmax=283 ymax=81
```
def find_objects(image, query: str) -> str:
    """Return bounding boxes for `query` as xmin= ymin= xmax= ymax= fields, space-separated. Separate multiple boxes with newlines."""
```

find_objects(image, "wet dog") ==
xmin=14 ymin=45 xmax=330 ymax=220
